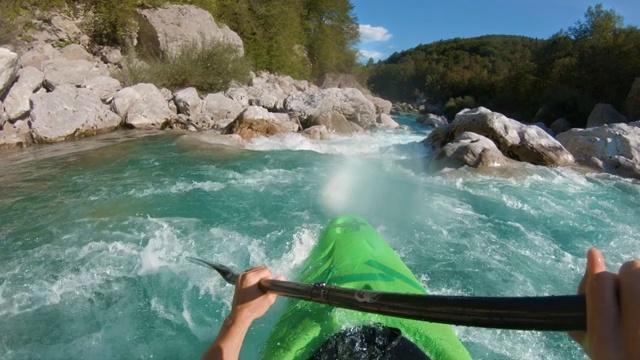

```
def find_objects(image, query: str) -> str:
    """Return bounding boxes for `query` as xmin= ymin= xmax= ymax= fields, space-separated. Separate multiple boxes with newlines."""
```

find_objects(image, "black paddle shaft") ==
xmin=260 ymin=279 xmax=586 ymax=331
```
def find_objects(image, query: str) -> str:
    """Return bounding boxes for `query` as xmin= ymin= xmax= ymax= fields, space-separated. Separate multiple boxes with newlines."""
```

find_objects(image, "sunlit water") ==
xmin=1 ymin=115 xmax=639 ymax=359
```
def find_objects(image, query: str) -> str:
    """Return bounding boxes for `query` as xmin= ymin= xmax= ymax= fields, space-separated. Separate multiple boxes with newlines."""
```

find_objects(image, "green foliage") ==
xmin=367 ymin=3 xmax=640 ymax=126
xmin=115 ymin=43 xmax=251 ymax=93
xmin=444 ymin=96 xmax=475 ymax=119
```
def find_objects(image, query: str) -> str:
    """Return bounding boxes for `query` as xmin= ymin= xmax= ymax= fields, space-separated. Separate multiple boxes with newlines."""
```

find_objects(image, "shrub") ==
xmin=115 ymin=42 xmax=252 ymax=93
xmin=444 ymin=96 xmax=476 ymax=119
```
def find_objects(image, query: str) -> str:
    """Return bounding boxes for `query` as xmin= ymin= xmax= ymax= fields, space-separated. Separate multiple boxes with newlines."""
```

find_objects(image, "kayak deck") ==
xmin=261 ymin=215 xmax=471 ymax=360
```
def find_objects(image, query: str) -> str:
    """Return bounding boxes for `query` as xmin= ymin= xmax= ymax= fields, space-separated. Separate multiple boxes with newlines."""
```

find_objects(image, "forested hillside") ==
xmin=367 ymin=4 xmax=640 ymax=126
xmin=0 ymin=0 xmax=359 ymax=80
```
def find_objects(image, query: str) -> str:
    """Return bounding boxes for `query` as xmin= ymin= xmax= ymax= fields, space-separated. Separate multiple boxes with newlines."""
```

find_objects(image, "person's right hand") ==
xmin=230 ymin=266 xmax=283 ymax=323
xmin=570 ymin=248 xmax=640 ymax=359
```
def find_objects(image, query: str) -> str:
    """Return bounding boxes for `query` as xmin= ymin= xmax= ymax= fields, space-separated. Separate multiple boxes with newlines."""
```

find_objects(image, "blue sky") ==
xmin=352 ymin=0 xmax=640 ymax=62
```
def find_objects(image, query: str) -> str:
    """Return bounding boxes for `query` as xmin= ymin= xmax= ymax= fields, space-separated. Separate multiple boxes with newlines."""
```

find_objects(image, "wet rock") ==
xmin=430 ymin=132 xmax=513 ymax=171
xmin=224 ymin=106 xmax=288 ymax=140
xmin=302 ymin=125 xmax=330 ymax=140
xmin=30 ymin=84 xmax=121 ymax=143
xmin=426 ymin=107 xmax=574 ymax=166
xmin=377 ymin=113 xmax=399 ymax=129
xmin=417 ymin=114 xmax=448 ymax=128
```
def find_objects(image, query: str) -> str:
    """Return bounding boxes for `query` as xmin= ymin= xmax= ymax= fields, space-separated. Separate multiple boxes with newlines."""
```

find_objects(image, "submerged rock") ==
xmin=430 ymin=132 xmax=513 ymax=171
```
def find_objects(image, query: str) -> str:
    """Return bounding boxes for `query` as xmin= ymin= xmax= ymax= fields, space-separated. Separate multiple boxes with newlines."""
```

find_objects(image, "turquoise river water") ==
xmin=1 ymin=115 xmax=639 ymax=359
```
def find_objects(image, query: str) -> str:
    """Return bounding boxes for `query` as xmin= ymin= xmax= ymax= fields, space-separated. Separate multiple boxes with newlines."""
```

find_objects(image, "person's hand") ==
xmin=230 ymin=266 xmax=284 ymax=323
xmin=570 ymin=248 xmax=640 ymax=359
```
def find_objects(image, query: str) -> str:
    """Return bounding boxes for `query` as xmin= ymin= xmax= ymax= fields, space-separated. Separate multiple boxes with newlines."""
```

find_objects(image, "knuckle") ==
xmin=619 ymin=260 xmax=640 ymax=282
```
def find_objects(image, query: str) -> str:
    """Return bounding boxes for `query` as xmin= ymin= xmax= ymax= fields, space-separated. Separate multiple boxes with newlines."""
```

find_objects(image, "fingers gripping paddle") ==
xmin=186 ymin=257 xmax=586 ymax=331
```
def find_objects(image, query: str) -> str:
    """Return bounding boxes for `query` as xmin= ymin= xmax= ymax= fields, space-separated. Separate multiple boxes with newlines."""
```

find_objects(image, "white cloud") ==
xmin=358 ymin=49 xmax=384 ymax=61
xmin=359 ymin=24 xmax=392 ymax=43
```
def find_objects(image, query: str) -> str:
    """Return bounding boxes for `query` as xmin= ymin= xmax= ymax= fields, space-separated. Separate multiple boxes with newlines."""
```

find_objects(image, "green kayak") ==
xmin=262 ymin=215 xmax=471 ymax=359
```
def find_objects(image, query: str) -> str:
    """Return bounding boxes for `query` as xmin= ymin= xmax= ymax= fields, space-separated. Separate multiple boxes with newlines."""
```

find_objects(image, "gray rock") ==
xmin=377 ymin=113 xmax=399 ymax=129
xmin=587 ymin=103 xmax=628 ymax=128
xmin=224 ymin=106 xmax=288 ymax=140
xmin=367 ymin=95 xmax=392 ymax=115
xmin=533 ymin=122 xmax=554 ymax=136
xmin=59 ymin=44 xmax=93 ymax=61
xmin=174 ymin=87 xmax=201 ymax=116
xmin=0 ymin=48 xmax=19 ymax=97
xmin=624 ymin=78 xmax=640 ymax=121
xmin=112 ymin=83 xmax=176 ymax=129
xmin=249 ymin=94 xmax=281 ymax=111
xmin=557 ymin=123 xmax=640 ymax=179
xmin=425 ymin=107 xmax=574 ymax=166
xmin=49 ymin=15 xmax=83 ymax=42
xmin=430 ymin=132 xmax=513 ymax=171
xmin=19 ymin=42 xmax=61 ymax=70
xmin=550 ymin=118 xmax=571 ymax=135
xmin=284 ymin=88 xmax=377 ymax=134
xmin=0 ymin=119 xmax=32 ymax=149
xmin=82 ymin=76 xmax=122 ymax=103
xmin=201 ymin=92 xmax=244 ymax=125
xmin=99 ymin=47 xmax=123 ymax=65
xmin=30 ymin=84 xmax=121 ymax=143
xmin=42 ymin=59 xmax=109 ymax=90
xmin=302 ymin=125 xmax=330 ymax=140
xmin=136 ymin=4 xmax=244 ymax=59
xmin=160 ymin=87 xmax=173 ymax=101
xmin=3 ymin=67 xmax=44 ymax=121
xmin=224 ymin=87 xmax=249 ymax=107
xmin=417 ymin=113 xmax=448 ymax=128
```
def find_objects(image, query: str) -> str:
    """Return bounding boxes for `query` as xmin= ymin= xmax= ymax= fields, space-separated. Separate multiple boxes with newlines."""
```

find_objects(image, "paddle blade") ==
xmin=186 ymin=257 xmax=239 ymax=285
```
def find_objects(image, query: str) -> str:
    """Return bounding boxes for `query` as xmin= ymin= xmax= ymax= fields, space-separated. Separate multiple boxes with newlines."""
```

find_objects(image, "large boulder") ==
xmin=30 ymin=84 xmax=121 ymax=143
xmin=623 ymin=78 xmax=640 ymax=121
xmin=550 ymin=118 xmax=571 ymax=135
xmin=0 ymin=48 xmax=19 ymax=97
xmin=377 ymin=113 xmax=399 ymax=129
xmin=302 ymin=125 xmax=330 ymax=140
xmin=556 ymin=122 xmax=640 ymax=179
xmin=223 ymin=106 xmax=288 ymax=140
xmin=201 ymin=92 xmax=244 ymax=126
xmin=430 ymin=132 xmax=513 ymax=171
xmin=42 ymin=59 xmax=109 ymax=90
xmin=426 ymin=107 xmax=574 ymax=166
xmin=136 ymin=4 xmax=244 ymax=59
xmin=586 ymin=103 xmax=628 ymax=128
xmin=111 ymin=83 xmax=176 ymax=129
xmin=82 ymin=76 xmax=122 ymax=103
xmin=284 ymin=88 xmax=377 ymax=134
xmin=3 ymin=66 xmax=44 ymax=121
xmin=59 ymin=44 xmax=94 ymax=61
xmin=174 ymin=87 xmax=201 ymax=116
xmin=367 ymin=95 xmax=392 ymax=115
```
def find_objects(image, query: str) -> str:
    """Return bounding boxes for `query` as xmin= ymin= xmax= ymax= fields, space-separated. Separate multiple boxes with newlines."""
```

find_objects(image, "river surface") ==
xmin=1 ymin=115 xmax=639 ymax=359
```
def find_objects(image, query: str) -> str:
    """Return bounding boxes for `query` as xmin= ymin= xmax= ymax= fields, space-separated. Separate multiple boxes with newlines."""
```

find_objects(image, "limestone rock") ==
xmin=417 ymin=114 xmax=448 ymax=128
xmin=174 ymin=87 xmax=201 ymax=116
xmin=201 ymin=92 xmax=244 ymax=125
xmin=557 ymin=123 xmax=640 ymax=179
xmin=224 ymin=88 xmax=249 ymax=107
xmin=82 ymin=76 xmax=122 ymax=103
xmin=284 ymin=88 xmax=377 ymax=134
xmin=223 ymin=106 xmax=287 ymax=140
xmin=59 ymin=44 xmax=93 ymax=61
xmin=136 ymin=4 xmax=244 ymax=59
xmin=19 ymin=43 xmax=61 ymax=70
xmin=587 ymin=103 xmax=628 ymax=128
xmin=425 ymin=107 xmax=574 ymax=166
xmin=0 ymin=48 xmax=19 ymax=97
xmin=367 ymin=95 xmax=392 ymax=115
xmin=42 ymin=59 xmax=109 ymax=90
xmin=112 ymin=83 xmax=176 ymax=129
xmin=99 ymin=47 xmax=123 ymax=65
xmin=0 ymin=119 xmax=31 ymax=149
xmin=624 ymin=78 xmax=640 ymax=121
xmin=3 ymin=67 xmax=44 ymax=121
xmin=377 ymin=113 xmax=399 ymax=129
xmin=30 ymin=84 xmax=121 ymax=143
xmin=302 ymin=125 xmax=330 ymax=140
xmin=430 ymin=132 xmax=513 ymax=171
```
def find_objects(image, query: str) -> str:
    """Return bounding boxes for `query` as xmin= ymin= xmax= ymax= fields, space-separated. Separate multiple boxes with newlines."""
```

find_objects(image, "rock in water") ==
xmin=223 ymin=106 xmax=287 ymax=140
xmin=430 ymin=132 xmax=513 ymax=171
